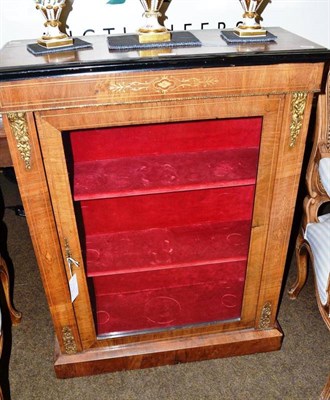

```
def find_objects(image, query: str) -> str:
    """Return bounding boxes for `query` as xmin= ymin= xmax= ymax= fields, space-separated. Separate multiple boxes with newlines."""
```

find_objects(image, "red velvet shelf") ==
xmin=80 ymin=185 xmax=255 ymax=235
xmin=86 ymin=219 xmax=251 ymax=276
xmin=81 ymin=186 xmax=255 ymax=275
xmin=68 ymin=117 xmax=262 ymax=200
xmin=93 ymin=260 xmax=246 ymax=336
xmin=69 ymin=118 xmax=263 ymax=162
xmin=73 ymin=148 xmax=259 ymax=200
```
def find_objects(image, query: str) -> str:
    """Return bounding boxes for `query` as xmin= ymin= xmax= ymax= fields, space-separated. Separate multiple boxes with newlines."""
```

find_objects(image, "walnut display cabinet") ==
xmin=0 ymin=28 xmax=329 ymax=378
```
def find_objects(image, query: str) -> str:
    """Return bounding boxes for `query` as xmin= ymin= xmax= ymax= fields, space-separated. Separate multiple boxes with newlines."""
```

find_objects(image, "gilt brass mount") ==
xmin=289 ymin=92 xmax=308 ymax=148
xmin=259 ymin=302 xmax=272 ymax=329
xmin=62 ymin=326 xmax=78 ymax=354
xmin=7 ymin=112 xmax=32 ymax=170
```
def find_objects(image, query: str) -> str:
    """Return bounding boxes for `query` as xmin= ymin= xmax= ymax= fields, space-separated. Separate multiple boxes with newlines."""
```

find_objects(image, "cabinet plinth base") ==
xmin=54 ymin=325 xmax=283 ymax=378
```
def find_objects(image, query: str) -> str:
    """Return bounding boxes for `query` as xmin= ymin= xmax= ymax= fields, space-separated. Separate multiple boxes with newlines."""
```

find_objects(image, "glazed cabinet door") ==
xmin=33 ymin=90 xmax=292 ymax=353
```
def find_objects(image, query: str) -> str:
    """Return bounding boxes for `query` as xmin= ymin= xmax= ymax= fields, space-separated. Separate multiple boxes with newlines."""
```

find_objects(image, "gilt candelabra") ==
xmin=235 ymin=0 xmax=271 ymax=37
xmin=138 ymin=0 xmax=171 ymax=43
xmin=35 ymin=0 xmax=73 ymax=48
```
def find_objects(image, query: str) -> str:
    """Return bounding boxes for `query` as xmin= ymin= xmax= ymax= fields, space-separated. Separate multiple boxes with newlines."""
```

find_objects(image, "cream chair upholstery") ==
xmin=303 ymin=214 xmax=330 ymax=322
xmin=319 ymin=157 xmax=330 ymax=197
xmin=289 ymin=70 xmax=330 ymax=400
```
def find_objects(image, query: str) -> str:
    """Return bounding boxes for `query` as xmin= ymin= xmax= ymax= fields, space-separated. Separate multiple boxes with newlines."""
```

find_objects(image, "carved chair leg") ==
xmin=315 ymin=289 xmax=330 ymax=331
xmin=0 ymin=302 xmax=4 ymax=400
xmin=320 ymin=373 xmax=330 ymax=400
xmin=288 ymin=231 xmax=309 ymax=300
xmin=0 ymin=256 xmax=22 ymax=325
xmin=0 ymin=375 xmax=3 ymax=400
xmin=0 ymin=333 xmax=3 ymax=400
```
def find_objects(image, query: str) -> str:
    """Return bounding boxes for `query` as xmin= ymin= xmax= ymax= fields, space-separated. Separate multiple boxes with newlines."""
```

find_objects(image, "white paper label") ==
xmin=69 ymin=273 xmax=79 ymax=303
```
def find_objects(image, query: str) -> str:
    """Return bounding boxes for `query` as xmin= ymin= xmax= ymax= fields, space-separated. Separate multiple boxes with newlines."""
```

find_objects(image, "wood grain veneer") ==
xmin=0 ymin=117 xmax=11 ymax=167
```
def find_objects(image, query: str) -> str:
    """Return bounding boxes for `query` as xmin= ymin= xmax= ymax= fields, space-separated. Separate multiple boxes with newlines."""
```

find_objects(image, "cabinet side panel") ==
xmin=2 ymin=112 xmax=82 ymax=353
xmin=255 ymin=93 xmax=315 ymax=328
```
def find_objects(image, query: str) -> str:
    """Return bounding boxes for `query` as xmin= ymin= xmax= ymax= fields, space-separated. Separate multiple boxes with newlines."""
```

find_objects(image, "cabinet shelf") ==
xmin=93 ymin=260 xmax=247 ymax=336
xmin=80 ymin=186 xmax=255 ymax=276
xmin=73 ymin=147 xmax=259 ymax=201
xmin=85 ymin=219 xmax=252 ymax=276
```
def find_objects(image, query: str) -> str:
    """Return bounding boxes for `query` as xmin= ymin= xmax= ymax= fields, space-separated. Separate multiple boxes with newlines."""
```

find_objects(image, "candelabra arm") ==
xmin=256 ymin=0 xmax=272 ymax=17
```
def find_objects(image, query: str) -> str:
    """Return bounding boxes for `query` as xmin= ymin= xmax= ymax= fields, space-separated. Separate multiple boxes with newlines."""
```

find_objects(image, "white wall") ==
xmin=0 ymin=0 xmax=329 ymax=49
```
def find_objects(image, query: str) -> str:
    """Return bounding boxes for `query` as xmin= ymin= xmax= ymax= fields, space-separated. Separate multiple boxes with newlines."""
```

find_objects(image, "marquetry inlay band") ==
xmin=259 ymin=302 xmax=272 ymax=329
xmin=289 ymin=92 xmax=308 ymax=148
xmin=62 ymin=326 xmax=78 ymax=354
xmin=7 ymin=112 xmax=31 ymax=169
xmin=96 ymin=75 xmax=219 ymax=95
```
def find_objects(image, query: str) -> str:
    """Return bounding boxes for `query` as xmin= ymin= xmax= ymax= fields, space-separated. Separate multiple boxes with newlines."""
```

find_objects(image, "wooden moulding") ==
xmin=54 ymin=325 xmax=283 ymax=378
xmin=0 ymin=63 xmax=324 ymax=113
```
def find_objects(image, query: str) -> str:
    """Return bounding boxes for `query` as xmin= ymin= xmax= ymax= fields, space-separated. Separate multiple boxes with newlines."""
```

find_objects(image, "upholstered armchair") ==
xmin=289 ymin=70 xmax=330 ymax=400
xmin=0 ymin=255 xmax=22 ymax=400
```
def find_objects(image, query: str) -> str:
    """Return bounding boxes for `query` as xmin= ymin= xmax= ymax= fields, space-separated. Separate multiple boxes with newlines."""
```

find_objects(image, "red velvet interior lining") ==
xmin=67 ymin=117 xmax=263 ymax=336
xmin=86 ymin=219 xmax=251 ymax=276
xmin=69 ymin=117 xmax=262 ymax=162
xmin=73 ymin=148 xmax=259 ymax=200
xmin=94 ymin=260 xmax=246 ymax=335
xmin=81 ymin=186 xmax=255 ymax=237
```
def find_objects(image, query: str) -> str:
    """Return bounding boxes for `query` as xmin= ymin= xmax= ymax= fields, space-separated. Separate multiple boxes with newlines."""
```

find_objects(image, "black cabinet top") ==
xmin=0 ymin=28 xmax=329 ymax=81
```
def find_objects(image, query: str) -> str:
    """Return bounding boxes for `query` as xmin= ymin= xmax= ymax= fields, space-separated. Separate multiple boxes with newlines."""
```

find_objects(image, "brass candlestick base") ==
xmin=139 ymin=31 xmax=171 ymax=44
xmin=139 ymin=47 xmax=172 ymax=57
xmin=138 ymin=2 xmax=171 ymax=44
xmin=234 ymin=25 xmax=267 ymax=37
xmin=37 ymin=35 xmax=73 ymax=48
